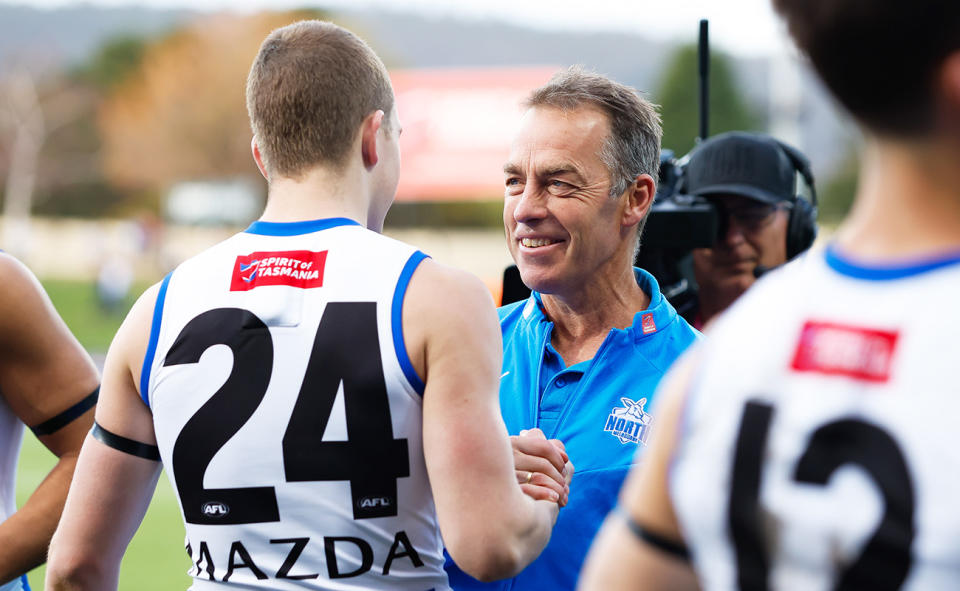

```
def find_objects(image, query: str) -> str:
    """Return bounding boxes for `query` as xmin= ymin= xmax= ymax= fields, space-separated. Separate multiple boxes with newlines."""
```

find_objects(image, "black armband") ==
xmin=29 ymin=386 xmax=100 ymax=437
xmin=617 ymin=506 xmax=691 ymax=561
xmin=91 ymin=421 xmax=161 ymax=461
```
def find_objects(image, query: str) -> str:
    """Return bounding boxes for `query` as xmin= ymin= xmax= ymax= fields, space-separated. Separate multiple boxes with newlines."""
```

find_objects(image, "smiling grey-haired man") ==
xmin=445 ymin=66 xmax=700 ymax=590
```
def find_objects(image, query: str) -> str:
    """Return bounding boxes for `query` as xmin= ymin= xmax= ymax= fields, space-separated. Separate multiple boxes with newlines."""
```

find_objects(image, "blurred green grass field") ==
xmin=40 ymin=278 xmax=150 ymax=353
xmin=16 ymin=278 xmax=191 ymax=589
xmin=17 ymin=434 xmax=192 ymax=590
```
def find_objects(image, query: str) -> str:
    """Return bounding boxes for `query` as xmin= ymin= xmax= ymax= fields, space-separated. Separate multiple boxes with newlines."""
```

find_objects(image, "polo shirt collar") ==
xmin=520 ymin=267 xmax=676 ymax=340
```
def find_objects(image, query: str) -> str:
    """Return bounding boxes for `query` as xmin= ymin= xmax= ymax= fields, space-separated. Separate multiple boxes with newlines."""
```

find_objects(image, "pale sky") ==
xmin=15 ymin=0 xmax=795 ymax=57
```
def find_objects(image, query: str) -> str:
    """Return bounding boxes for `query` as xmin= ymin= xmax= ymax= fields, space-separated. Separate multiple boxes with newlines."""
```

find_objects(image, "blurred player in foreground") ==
xmin=0 ymin=253 xmax=99 ymax=590
xmin=47 ymin=20 xmax=566 ymax=590
xmin=580 ymin=1 xmax=960 ymax=589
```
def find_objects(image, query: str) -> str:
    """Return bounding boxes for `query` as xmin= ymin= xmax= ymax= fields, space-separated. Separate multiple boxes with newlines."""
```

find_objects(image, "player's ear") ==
xmin=939 ymin=52 xmax=960 ymax=137
xmin=361 ymin=109 xmax=385 ymax=169
xmin=622 ymin=173 xmax=656 ymax=227
xmin=942 ymin=51 xmax=960 ymax=102
xmin=251 ymin=137 xmax=269 ymax=181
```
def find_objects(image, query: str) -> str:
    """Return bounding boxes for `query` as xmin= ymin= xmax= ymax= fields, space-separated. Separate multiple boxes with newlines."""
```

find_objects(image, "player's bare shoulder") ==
xmin=0 ymin=252 xmax=97 ymax=379
xmin=404 ymin=258 xmax=495 ymax=318
xmin=0 ymin=253 xmax=64 ymax=345
xmin=401 ymin=258 xmax=501 ymax=375
xmin=110 ymin=280 xmax=165 ymax=380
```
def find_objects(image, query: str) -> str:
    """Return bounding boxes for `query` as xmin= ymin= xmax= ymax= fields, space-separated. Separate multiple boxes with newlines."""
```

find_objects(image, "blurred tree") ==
xmin=98 ymin=9 xmax=326 ymax=192
xmin=656 ymin=44 xmax=760 ymax=156
xmin=817 ymin=146 xmax=860 ymax=224
xmin=0 ymin=69 xmax=101 ymax=253
xmin=74 ymin=35 xmax=147 ymax=91
xmin=0 ymin=70 xmax=44 ymax=254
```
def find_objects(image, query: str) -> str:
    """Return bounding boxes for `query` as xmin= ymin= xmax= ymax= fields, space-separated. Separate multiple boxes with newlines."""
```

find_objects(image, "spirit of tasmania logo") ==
xmin=791 ymin=320 xmax=899 ymax=383
xmin=604 ymin=397 xmax=653 ymax=445
xmin=230 ymin=250 xmax=327 ymax=291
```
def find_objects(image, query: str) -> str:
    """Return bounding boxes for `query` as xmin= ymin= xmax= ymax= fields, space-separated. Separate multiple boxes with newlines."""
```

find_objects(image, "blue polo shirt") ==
xmin=445 ymin=268 xmax=700 ymax=590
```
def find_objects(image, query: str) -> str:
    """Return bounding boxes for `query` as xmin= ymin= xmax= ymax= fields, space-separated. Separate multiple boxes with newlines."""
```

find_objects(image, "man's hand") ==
xmin=512 ymin=428 xmax=573 ymax=506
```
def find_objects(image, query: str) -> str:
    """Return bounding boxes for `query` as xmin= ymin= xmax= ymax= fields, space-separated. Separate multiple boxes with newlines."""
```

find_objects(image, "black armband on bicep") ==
xmin=91 ymin=421 xmax=161 ymax=461
xmin=618 ymin=506 xmax=691 ymax=561
xmin=29 ymin=386 xmax=100 ymax=437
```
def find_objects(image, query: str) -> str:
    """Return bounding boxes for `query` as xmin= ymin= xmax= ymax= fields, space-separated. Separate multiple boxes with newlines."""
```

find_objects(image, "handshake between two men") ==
xmin=513 ymin=428 xmax=573 ymax=508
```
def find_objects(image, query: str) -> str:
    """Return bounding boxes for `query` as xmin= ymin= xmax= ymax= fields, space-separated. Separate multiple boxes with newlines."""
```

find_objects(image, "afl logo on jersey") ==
xmin=604 ymin=397 xmax=653 ymax=445
xmin=358 ymin=496 xmax=393 ymax=510
xmin=201 ymin=502 xmax=230 ymax=518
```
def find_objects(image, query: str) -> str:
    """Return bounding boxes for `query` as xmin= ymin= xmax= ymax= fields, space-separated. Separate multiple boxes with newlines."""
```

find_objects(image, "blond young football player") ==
xmin=46 ymin=21 xmax=569 ymax=590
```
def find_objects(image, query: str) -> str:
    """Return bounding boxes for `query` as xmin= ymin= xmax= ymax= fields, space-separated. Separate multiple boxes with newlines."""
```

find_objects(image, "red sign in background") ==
xmin=391 ymin=67 xmax=557 ymax=202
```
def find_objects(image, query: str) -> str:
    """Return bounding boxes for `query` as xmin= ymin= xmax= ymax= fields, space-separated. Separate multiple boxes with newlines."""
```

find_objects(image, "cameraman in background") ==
xmin=685 ymin=131 xmax=818 ymax=328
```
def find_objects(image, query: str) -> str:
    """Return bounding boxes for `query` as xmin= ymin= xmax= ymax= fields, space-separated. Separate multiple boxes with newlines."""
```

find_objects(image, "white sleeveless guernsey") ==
xmin=670 ymin=246 xmax=960 ymax=591
xmin=142 ymin=218 xmax=448 ymax=591
xmin=0 ymin=395 xmax=25 ymax=591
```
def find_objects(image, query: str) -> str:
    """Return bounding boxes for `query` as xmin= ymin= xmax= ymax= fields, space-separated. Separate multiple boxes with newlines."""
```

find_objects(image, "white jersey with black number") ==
xmin=142 ymin=218 xmax=448 ymax=591
xmin=670 ymin=245 xmax=960 ymax=591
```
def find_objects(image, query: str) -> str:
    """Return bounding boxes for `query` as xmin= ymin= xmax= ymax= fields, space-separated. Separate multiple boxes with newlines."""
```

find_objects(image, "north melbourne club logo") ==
xmin=604 ymin=397 xmax=653 ymax=445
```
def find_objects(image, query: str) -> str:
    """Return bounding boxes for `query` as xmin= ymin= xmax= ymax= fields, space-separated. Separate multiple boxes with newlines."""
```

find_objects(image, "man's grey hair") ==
xmin=524 ymin=66 xmax=662 ymax=196
xmin=524 ymin=66 xmax=662 ymax=246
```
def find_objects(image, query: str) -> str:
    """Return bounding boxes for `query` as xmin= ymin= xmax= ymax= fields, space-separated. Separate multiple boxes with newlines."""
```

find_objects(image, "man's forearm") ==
xmin=507 ymin=497 xmax=560 ymax=575
xmin=0 ymin=452 xmax=78 ymax=582
xmin=45 ymin=557 xmax=118 ymax=591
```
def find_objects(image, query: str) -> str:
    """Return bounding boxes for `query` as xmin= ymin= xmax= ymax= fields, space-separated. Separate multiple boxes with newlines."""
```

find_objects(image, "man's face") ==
xmin=503 ymin=106 xmax=629 ymax=295
xmin=692 ymin=194 xmax=790 ymax=295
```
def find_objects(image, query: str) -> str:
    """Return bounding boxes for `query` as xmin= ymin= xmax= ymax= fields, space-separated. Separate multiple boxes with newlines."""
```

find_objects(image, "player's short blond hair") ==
xmin=246 ymin=20 xmax=394 ymax=179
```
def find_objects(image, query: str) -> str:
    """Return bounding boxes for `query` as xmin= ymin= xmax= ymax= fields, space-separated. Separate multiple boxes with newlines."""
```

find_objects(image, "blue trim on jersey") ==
xmin=139 ymin=272 xmax=172 ymax=409
xmin=825 ymin=243 xmax=960 ymax=280
xmin=244 ymin=217 xmax=361 ymax=236
xmin=21 ymin=574 xmax=30 ymax=591
xmin=392 ymin=251 xmax=429 ymax=396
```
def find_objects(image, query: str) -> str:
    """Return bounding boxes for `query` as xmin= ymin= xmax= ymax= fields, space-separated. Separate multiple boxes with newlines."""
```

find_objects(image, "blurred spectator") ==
xmin=95 ymin=255 xmax=132 ymax=313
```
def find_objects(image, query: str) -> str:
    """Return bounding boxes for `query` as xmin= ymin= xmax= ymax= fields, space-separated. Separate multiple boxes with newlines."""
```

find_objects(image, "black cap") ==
xmin=685 ymin=132 xmax=797 ymax=205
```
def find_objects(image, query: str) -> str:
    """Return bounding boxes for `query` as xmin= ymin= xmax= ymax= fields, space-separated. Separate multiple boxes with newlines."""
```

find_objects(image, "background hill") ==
xmin=0 ymin=2 xmax=853 ymax=176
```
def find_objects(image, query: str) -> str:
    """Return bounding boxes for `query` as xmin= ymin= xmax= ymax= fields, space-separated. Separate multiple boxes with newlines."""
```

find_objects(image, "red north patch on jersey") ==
xmin=790 ymin=321 xmax=898 ymax=383
xmin=230 ymin=250 xmax=327 ymax=291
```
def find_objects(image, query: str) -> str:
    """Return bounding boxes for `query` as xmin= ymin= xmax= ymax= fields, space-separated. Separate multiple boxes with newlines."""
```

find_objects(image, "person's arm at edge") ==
xmin=404 ymin=259 xmax=560 ymax=582
xmin=578 ymin=354 xmax=701 ymax=591
xmin=45 ymin=283 xmax=164 ymax=590
xmin=0 ymin=255 xmax=100 ymax=582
